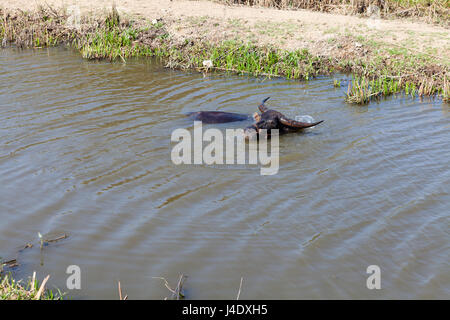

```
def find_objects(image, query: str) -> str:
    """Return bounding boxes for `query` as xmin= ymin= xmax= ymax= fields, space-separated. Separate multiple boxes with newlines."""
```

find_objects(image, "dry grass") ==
xmin=218 ymin=0 xmax=450 ymax=25
xmin=441 ymin=76 xmax=449 ymax=102
xmin=0 ymin=272 xmax=63 ymax=300
xmin=153 ymin=274 xmax=187 ymax=300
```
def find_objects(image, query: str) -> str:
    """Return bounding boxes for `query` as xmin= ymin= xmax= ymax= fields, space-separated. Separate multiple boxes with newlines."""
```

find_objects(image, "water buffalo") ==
xmin=244 ymin=97 xmax=324 ymax=139
xmin=187 ymin=97 xmax=324 ymax=138
xmin=187 ymin=111 xmax=251 ymax=124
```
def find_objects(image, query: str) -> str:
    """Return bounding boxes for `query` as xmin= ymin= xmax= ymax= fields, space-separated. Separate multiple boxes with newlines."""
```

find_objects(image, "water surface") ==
xmin=0 ymin=47 xmax=449 ymax=299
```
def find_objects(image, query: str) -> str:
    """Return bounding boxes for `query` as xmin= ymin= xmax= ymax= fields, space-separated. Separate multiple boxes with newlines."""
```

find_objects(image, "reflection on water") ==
xmin=0 ymin=47 xmax=449 ymax=299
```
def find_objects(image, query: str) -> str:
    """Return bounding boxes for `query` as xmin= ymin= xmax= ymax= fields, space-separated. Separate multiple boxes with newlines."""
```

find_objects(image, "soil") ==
xmin=2 ymin=0 xmax=449 ymax=62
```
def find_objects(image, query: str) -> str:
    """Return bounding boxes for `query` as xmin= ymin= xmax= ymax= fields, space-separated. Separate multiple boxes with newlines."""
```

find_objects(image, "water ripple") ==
xmin=0 ymin=47 xmax=448 ymax=299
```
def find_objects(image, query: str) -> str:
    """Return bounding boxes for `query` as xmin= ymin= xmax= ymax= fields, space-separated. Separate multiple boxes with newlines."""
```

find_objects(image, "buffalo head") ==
xmin=244 ymin=97 xmax=324 ymax=139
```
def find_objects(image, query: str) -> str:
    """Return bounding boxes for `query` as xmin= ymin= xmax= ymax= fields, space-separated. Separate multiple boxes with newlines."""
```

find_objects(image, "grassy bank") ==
xmin=220 ymin=0 xmax=450 ymax=25
xmin=0 ymin=6 xmax=448 ymax=104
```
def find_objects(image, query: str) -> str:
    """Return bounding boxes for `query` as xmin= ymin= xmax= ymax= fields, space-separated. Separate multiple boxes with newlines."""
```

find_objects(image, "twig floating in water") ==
xmin=45 ymin=234 xmax=68 ymax=243
xmin=3 ymin=259 xmax=18 ymax=267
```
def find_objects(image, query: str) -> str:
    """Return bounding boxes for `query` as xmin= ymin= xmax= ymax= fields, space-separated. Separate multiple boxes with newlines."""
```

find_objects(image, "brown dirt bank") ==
xmin=218 ymin=0 xmax=449 ymax=26
xmin=1 ymin=0 xmax=449 ymax=101
xmin=2 ymin=0 xmax=448 ymax=58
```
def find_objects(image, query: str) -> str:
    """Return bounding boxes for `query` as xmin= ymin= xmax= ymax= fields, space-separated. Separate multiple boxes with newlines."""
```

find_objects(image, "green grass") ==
xmin=74 ymin=22 xmax=330 ymax=80
xmin=79 ymin=27 xmax=140 ymax=60
xmin=192 ymin=41 xmax=327 ymax=80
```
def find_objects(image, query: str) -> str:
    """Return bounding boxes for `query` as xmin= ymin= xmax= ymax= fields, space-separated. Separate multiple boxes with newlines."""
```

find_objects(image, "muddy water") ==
xmin=0 ymin=47 xmax=449 ymax=299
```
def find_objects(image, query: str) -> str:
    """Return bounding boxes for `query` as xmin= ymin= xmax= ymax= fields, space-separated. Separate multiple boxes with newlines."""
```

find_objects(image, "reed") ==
xmin=0 ymin=272 xmax=64 ymax=300
xmin=442 ymin=76 xmax=450 ymax=103
xmin=345 ymin=76 xmax=403 ymax=104
xmin=346 ymin=76 xmax=373 ymax=104
xmin=333 ymin=79 xmax=341 ymax=87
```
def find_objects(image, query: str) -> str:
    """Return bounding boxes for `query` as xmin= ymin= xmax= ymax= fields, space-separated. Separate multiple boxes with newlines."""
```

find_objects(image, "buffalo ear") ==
xmin=258 ymin=97 xmax=270 ymax=113
xmin=279 ymin=117 xmax=324 ymax=129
